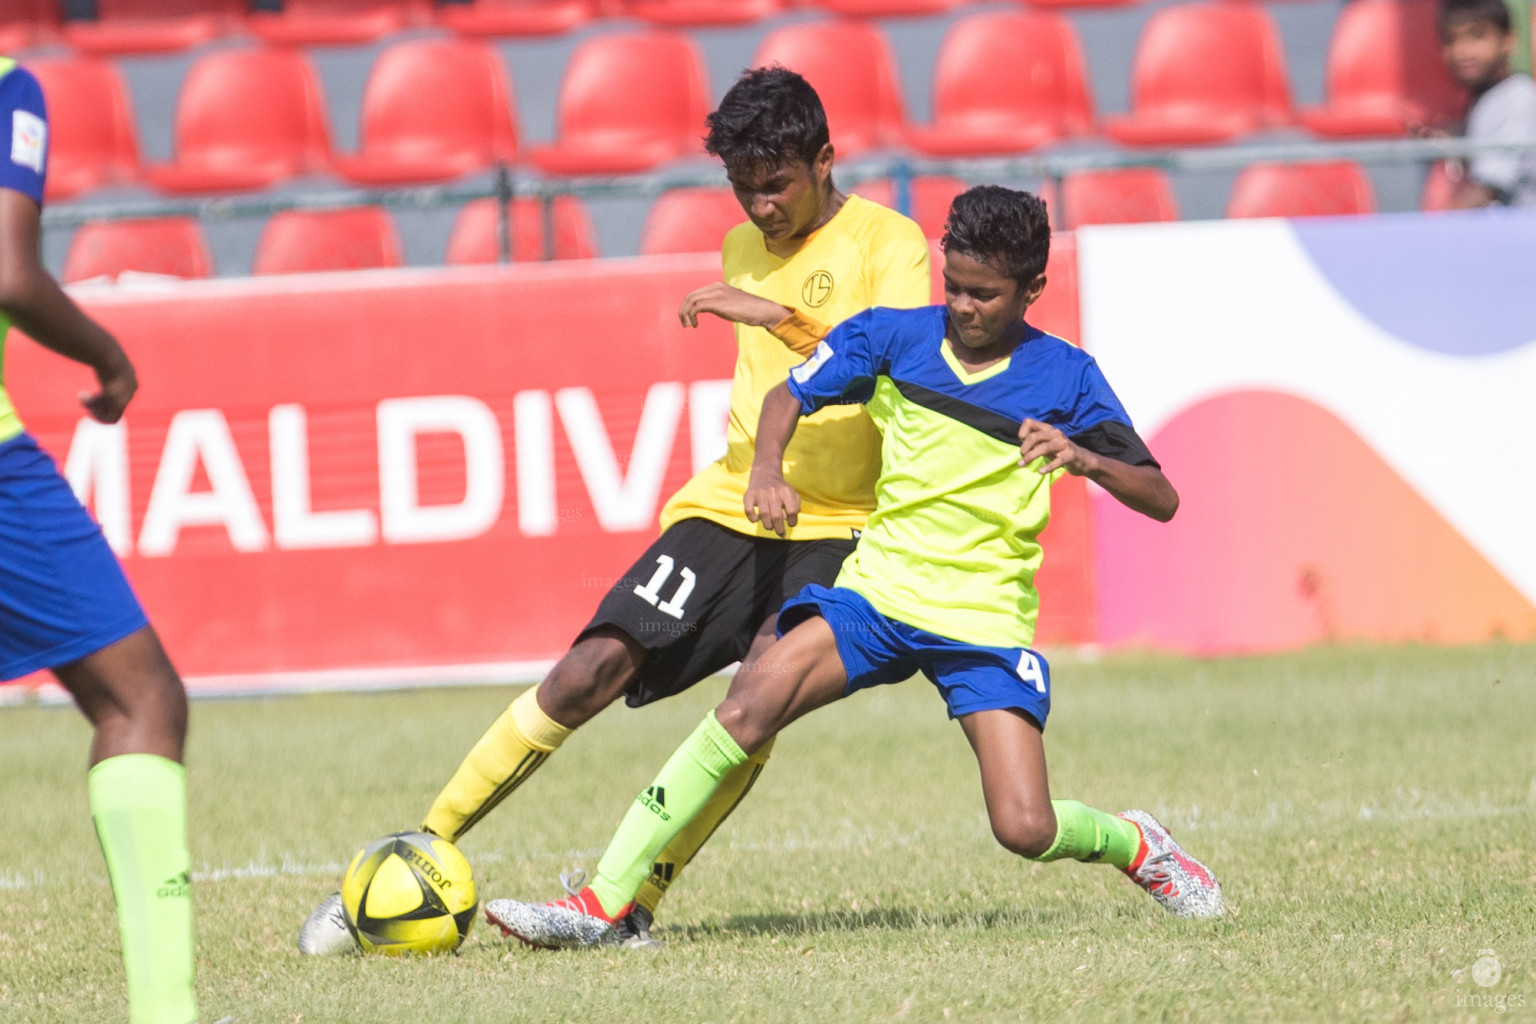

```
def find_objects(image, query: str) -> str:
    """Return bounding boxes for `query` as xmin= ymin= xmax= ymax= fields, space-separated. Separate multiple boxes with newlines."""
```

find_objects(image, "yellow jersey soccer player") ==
xmin=300 ymin=68 xmax=929 ymax=953
xmin=485 ymin=187 xmax=1223 ymax=949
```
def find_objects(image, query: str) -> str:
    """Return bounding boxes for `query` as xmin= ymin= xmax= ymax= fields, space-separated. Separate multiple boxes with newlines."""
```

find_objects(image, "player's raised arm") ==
xmin=744 ymin=382 xmax=804 ymax=537
xmin=1017 ymin=417 xmax=1179 ymax=522
xmin=0 ymin=189 xmax=137 ymax=423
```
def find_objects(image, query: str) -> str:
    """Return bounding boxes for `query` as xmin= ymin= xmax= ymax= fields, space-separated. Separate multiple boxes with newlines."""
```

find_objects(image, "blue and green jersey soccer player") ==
xmin=0 ymin=60 xmax=200 ymax=1022
xmin=486 ymin=186 xmax=1225 ymax=949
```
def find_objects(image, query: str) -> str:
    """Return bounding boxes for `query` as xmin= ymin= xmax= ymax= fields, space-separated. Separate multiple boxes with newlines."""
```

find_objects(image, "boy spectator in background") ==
xmin=1439 ymin=0 xmax=1536 ymax=206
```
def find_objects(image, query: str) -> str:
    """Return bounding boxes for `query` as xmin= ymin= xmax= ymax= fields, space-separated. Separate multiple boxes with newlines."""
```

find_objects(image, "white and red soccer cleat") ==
xmin=484 ymin=871 xmax=632 ymax=950
xmin=1117 ymin=810 xmax=1225 ymax=919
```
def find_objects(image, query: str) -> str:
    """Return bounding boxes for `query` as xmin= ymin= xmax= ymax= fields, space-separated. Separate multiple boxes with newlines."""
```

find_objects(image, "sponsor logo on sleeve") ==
xmin=11 ymin=110 xmax=44 ymax=174
xmin=790 ymin=341 xmax=835 ymax=384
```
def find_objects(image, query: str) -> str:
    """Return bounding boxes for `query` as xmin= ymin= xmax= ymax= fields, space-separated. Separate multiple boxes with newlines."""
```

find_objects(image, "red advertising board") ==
xmin=8 ymin=241 xmax=1092 ymax=692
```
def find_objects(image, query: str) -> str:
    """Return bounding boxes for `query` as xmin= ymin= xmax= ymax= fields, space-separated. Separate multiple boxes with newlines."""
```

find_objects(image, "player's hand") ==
xmin=744 ymin=467 xmax=800 ymax=537
xmin=81 ymin=354 xmax=138 ymax=424
xmin=1018 ymin=419 xmax=1096 ymax=476
xmin=679 ymin=282 xmax=792 ymax=330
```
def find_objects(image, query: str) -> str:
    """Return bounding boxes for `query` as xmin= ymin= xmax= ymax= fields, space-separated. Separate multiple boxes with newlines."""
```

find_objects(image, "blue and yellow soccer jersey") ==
xmin=0 ymin=58 xmax=49 ymax=444
xmin=660 ymin=194 xmax=930 ymax=540
xmin=785 ymin=305 xmax=1156 ymax=649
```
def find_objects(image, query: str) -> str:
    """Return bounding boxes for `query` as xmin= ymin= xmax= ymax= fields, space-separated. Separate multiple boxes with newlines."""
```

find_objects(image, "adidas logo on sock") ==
xmin=637 ymin=785 xmax=670 ymax=821
xmin=156 ymin=871 xmax=190 ymax=899
xmin=649 ymin=861 xmax=676 ymax=891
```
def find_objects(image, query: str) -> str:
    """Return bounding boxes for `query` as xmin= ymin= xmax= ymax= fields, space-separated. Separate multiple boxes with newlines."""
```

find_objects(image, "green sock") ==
xmin=1035 ymin=799 xmax=1142 ymax=869
xmin=89 ymin=754 xmax=198 ymax=1024
xmin=589 ymin=712 xmax=749 ymax=916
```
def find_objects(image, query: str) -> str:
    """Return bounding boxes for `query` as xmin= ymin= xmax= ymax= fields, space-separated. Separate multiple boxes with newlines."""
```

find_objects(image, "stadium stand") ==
xmin=29 ymin=57 xmax=139 ymax=202
xmin=445 ymin=196 xmax=598 ymax=262
xmin=1225 ymin=160 xmax=1377 ymax=218
xmin=1024 ymin=0 xmax=1144 ymax=9
xmin=528 ymin=31 xmax=710 ymax=175
xmin=253 ymin=207 xmax=404 ymax=274
xmin=63 ymin=217 xmax=212 ymax=283
xmin=639 ymin=188 xmax=743 ymax=256
xmin=751 ymin=20 xmax=906 ymax=158
xmin=812 ymin=0 xmax=966 ymax=15
xmin=437 ymin=0 xmax=596 ymax=37
xmin=249 ymin=0 xmax=430 ymax=45
xmin=1300 ymin=0 xmax=1465 ymax=137
xmin=1420 ymin=161 xmax=1457 ymax=210
xmin=852 ymin=175 xmax=966 ymax=237
xmin=1104 ymin=3 xmax=1293 ymax=146
xmin=61 ymin=0 xmax=242 ymax=55
xmin=619 ymin=0 xmax=782 ymax=25
xmin=0 ymin=0 xmax=57 ymax=51
xmin=1042 ymin=168 xmax=1180 ymax=227
xmin=145 ymin=47 xmax=332 ymax=194
xmin=907 ymin=10 xmax=1093 ymax=156
xmin=334 ymin=39 xmax=517 ymax=185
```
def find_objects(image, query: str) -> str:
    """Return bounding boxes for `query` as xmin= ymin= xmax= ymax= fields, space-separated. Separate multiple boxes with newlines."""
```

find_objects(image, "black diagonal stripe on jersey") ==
xmin=891 ymin=379 xmax=1159 ymax=468
xmin=892 ymin=379 xmax=1020 ymax=446
xmin=454 ymin=749 xmax=548 ymax=838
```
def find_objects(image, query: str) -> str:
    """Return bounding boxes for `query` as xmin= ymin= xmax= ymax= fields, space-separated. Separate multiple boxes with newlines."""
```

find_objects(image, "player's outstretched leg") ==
xmin=960 ymin=707 xmax=1224 ymax=919
xmin=56 ymin=626 xmax=199 ymax=1024
xmin=486 ymin=616 xmax=847 ymax=950
xmin=299 ymin=630 xmax=643 ymax=955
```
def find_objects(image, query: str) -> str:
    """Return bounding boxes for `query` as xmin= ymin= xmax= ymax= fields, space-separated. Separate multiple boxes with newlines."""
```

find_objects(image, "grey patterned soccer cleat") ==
xmin=1117 ymin=810 xmax=1226 ymax=919
xmin=297 ymin=891 xmax=357 ymax=956
xmin=616 ymin=904 xmax=664 ymax=951
xmin=484 ymin=871 xmax=628 ymax=950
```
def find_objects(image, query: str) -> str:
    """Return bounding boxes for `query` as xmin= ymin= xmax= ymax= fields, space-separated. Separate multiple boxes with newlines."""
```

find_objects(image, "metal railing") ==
xmin=40 ymin=136 xmax=1536 ymax=262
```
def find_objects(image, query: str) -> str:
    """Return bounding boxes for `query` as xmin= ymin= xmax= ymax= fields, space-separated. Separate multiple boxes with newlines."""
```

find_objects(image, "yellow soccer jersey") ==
xmin=660 ymin=194 xmax=930 ymax=540
xmin=0 ymin=310 xmax=20 ymax=442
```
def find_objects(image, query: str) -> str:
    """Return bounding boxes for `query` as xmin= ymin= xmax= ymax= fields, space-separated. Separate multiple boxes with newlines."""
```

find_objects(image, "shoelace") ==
xmin=559 ymin=868 xmax=586 ymax=898
xmin=1134 ymin=853 xmax=1181 ymax=897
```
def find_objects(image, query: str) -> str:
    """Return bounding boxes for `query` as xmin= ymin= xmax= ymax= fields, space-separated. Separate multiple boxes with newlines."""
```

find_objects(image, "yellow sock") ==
xmin=421 ymin=686 xmax=572 ymax=841
xmin=633 ymin=735 xmax=774 ymax=915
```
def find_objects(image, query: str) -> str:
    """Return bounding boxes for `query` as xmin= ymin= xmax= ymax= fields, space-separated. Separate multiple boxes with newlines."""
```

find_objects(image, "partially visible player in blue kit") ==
xmin=0 ymin=60 xmax=200 ymax=1024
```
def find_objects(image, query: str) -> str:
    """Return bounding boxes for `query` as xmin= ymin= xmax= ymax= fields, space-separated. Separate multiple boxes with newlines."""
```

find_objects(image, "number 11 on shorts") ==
xmin=633 ymin=555 xmax=697 ymax=620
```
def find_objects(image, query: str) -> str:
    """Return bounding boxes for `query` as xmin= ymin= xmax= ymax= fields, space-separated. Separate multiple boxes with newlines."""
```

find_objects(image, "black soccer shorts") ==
xmin=578 ymin=517 xmax=857 ymax=708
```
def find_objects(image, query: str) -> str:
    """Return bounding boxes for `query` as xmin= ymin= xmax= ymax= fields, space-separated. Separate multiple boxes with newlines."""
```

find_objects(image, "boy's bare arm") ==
xmin=678 ymin=281 xmax=828 ymax=355
xmin=743 ymin=382 xmax=805 ymax=537
xmin=1018 ymin=418 xmax=1179 ymax=523
xmin=0 ymin=190 xmax=137 ymax=423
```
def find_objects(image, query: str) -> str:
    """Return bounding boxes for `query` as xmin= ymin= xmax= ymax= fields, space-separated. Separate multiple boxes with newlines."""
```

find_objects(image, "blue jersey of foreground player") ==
xmin=784 ymin=304 xmax=1155 ymax=652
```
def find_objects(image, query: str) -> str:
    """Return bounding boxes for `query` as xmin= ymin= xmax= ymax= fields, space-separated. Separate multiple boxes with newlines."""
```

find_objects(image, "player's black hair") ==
xmin=1439 ymin=0 xmax=1510 ymax=33
xmin=940 ymin=186 xmax=1051 ymax=287
xmin=704 ymin=67 xmax=831 ymax=174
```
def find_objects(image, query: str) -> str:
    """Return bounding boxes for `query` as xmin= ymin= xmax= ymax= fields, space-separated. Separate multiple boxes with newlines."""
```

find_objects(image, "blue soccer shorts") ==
xmin=0 ymin=432 xmax=148 ymax=681
xmin=779 ymin=583 xmax=1052 ymax=729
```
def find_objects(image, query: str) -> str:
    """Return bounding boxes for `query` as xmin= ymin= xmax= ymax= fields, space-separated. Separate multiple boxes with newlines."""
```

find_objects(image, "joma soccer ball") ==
xmin=340 ymin=831 xmax=477 ymax=955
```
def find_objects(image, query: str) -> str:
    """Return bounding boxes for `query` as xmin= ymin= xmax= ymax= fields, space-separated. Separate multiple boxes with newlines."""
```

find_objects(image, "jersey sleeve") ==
xmin=0 ymin=67 xmax=47 ymax=204
xmin=784 ymin=308 xmax=886 ymax=414
xmin=864 ymin=213 xmax=932 ymax=310
xmin=1062 ymin=356 xmax=1159 ymax=468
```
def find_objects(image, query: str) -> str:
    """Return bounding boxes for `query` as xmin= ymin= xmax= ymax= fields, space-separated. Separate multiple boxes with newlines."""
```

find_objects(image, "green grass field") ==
xmin=2 ymin=643 xmax=1533 ymax=1023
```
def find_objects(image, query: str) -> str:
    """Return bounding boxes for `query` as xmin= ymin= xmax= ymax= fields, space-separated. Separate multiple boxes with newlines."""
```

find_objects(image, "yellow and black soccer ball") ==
xmin=340 ymin=831 xmax=477 ymax=955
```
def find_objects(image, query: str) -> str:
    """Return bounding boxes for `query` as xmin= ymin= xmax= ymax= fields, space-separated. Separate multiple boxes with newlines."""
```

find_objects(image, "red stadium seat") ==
xmin=618 ymin=0 xmax=780 ymax=26
xmin=908 ymin=11 xmax=1092 ymax=156
xmin=249 ymin=0 xmax=429 ymax=45
xmin=810 ymin=0 xmax=964 ymax=15
xmin=639 ymin=188 xmax=744 ymax=256
xmin=853 ymin=175 xmax=966 ymax=238
xmin=28 ymin=58 xmax=138 ymax=201
xmin=63 ymin=217 xmax=211 ymax=283
xmin=253 ymin=207 xmax=403 ymax=275
xmin=445 ymin=197 xmax=598 ymax=263
xmin=335 ymin=39 xmax=517 ymax=185
xmin=1105 ymin=3 xmax=1292 ymax=147
xmin=1225 ymin=161 xmax=1376 ymax=218
xmin=1300 ymin=0 xmax=1465 ymax=137
xmin=1038 ymin=168 xmax=1179 ymax=227
xmin=1420 ymin=160 xmax=1458 ymax=211
xmin=0 ymin=0 xmax=59 ymax=51
xmin=438 ymin=0 xmax=595 ymax=37
xmin=62 ymin=0 xmax=242 ymax=55
xmin=751 ymin=21 xmax=906 ymax=158
xmin=144 ymin=48 xmax=331 ymax=195
xmin=1023 ymin=0 xmax=1144 ymax=10
xmin=529 ymin=32 xmax=709 ymax=175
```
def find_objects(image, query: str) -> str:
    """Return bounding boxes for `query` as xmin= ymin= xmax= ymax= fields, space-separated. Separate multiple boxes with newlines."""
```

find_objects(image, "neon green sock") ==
xmin=89 ymin=754 xmax=198 ymax=1024
xmin=1035 ymin=799 xmax=1142 ymax=869
xmin=589 ymin=712 xmax=749 ymax=916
